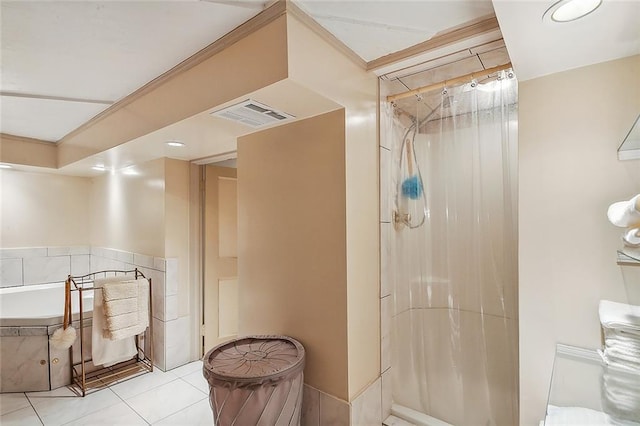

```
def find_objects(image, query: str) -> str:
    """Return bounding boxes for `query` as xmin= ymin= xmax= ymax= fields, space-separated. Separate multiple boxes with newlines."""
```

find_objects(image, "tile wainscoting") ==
xmin=89 ymin=248 xmax=192 ymax=371
xmin=301 ymin=378 xmax=384 ymax=426
xmin=0 ymin=246 xmax=91 ymax=288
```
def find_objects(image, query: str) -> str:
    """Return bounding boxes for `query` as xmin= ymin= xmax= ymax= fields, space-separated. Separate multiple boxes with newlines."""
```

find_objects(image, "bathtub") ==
xmin=0 ymin=282 xmax=95 ymax=392
xmin=0 ymin=281 xmax=94 ymax=326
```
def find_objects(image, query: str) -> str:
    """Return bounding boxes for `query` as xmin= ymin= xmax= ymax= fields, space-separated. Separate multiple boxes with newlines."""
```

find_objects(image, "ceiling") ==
xmin=294 ymin=0 xmax=495 ymax=62
xmin=0 ymin=1 xmax=266 ymax=141
xmin=493 ymin=0 xmax=640 ymax=81
xmin=1 ymin=0 xmax=639 ymax=175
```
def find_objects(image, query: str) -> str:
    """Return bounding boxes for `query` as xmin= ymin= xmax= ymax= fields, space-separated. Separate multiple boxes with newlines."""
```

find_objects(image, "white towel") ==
xmin=623 ymin=228 xmax=640 ymax=248
xmin=103 ymin=297 xmax=137 ymax=317
xmin=601 ymin=367 xmax=640 ymax=423
xmin=102 ymin=279 xmax=149 ymax=341
xmin=105 ymin=312 xmax=139 ymax=332
xmin=604 ymin=336 xmax=640 ymax=352
xmin=599 ymin=300 xmax=640 ymax=334
xmin=103 ymin=281 xmax=138 ymax=301
xmin=608 ymin=194 xmax=640 ymax=228
xmin=544 ymin=405 xmax=612 ymax=426
xmin=92 ymin=277 xmax=137 ymax=367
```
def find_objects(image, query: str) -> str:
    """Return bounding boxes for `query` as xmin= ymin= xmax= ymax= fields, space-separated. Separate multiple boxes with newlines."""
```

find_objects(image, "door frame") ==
xmin=191 ymin=151 xmax=238 ymax=358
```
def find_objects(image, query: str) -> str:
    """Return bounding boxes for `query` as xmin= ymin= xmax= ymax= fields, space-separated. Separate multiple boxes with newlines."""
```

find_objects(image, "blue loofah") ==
xmin=401 ymin=175 xmax=423 ymax=200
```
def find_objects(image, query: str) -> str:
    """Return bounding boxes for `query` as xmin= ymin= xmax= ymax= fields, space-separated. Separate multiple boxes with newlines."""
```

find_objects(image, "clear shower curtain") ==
xmin=388 ymin=73 xmax=519 ymax=425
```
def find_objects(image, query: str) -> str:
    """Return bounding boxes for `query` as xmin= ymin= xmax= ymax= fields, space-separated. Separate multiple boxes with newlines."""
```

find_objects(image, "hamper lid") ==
xmin=203 ymin=335 xmax=305 ymax=388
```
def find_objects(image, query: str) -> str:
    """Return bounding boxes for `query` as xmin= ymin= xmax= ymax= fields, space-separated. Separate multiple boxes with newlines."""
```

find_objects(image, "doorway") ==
xmin=202 ymin=161 xmax=238 ymax=353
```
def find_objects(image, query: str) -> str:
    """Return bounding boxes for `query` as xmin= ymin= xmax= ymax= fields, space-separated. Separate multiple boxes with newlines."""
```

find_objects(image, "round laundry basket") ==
xmin=203 ymin=335 xmax=305 ymax=426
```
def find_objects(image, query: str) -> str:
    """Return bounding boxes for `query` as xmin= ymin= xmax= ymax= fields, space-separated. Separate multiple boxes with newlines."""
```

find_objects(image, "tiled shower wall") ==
xmin=0 ymin=246 xmax=191 ymax=372
xmin=380 ymin=132 xmax=394 ymax=420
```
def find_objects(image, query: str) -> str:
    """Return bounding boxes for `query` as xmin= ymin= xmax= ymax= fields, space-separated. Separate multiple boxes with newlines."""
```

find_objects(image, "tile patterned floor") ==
xmin=0 ymin=361 xmax=214 ymax=426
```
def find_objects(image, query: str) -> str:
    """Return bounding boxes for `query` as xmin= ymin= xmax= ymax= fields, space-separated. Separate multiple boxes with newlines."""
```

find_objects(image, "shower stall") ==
xmin=381 ymin=68 xmax=519 ymax=425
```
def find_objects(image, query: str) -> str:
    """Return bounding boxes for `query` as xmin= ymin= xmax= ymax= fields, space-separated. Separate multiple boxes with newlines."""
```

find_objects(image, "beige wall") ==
xmin=188 ymin=163 xmax=203 ymax=358
xmin=165 ymin=159 xmax=192 ymax=316
xmin=519 ymin=55 xmax=640 ymax=425
xmin=287 ymin=13 xmax=380 ymax=401
xmin=90 ymin=158 xmax=166 ymax=257
xmin=0 ymin=170 xmax=90 ymax=248
xmin=237 ymin=110 xmax=350 ymax=400
xmin=0 ymin=158 xmax=185 ymax=261
xmin=0 ymin=135 xmax=57 ymax=169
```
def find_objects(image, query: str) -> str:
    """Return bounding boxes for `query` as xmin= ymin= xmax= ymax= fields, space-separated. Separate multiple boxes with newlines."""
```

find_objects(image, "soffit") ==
xmin=0 ymin=1 xmax=266 ymax=141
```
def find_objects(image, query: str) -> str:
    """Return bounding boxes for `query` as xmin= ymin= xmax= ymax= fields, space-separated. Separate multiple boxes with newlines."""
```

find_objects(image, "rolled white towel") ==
xmin=608 ymin=194 xmax=640 ymax=228
xmin=599 ymin=300 xmax=640 ymax=333
xmin=623 ymin=228 xmax=640 ymax=248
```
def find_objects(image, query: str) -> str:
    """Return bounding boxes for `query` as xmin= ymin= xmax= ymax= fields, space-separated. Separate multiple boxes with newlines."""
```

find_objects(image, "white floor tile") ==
xmin=64 ymin=401 xmax=147 ymax=426
xmin=0 ymin=405 xmax=43 ymax=426
xmin=125 ymin=379 xmax=207 ymax=424
xmin=26 ymin=387 xmax=76 ymax=398
xmin=110 ymin=369 xmax=177 ymax=400
xmin=169 ymin=360 xmax=202 ymax=377
xmin=153 ymin=399 xmax=213 ymax=425
xmin=181 ymin=370 xmax=209 ymax=395
xmin=0 ymin=392 xmax=31 ymax=415
xmin=27 ymin=388 xmax=120 ymax=426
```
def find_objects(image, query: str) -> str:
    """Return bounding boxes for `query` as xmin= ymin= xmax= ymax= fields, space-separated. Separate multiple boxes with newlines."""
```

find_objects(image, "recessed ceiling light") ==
xmin=543 ymin=0 xmax=602 ymax=23
xmin=0 ymin=164 xmax=12 ymax=169
xmin=166 ymin=140 xmax=185 ymax=147
xmin=121 ymin=166 xmax=139 ymax=176
xmin=92 ymin=165 xmax=107 ymax=171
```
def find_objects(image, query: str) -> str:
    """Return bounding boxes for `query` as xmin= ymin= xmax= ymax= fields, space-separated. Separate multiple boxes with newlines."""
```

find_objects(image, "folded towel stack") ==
xmin=600 ymin=367 xmax=640 ymax=423
xmin=599 ymin=300 xmax=640 ymax=371
xmin=598 ymin=300 xmax=640 ymax=423
xmin=102 ymin=279 xmax=149 ymax=341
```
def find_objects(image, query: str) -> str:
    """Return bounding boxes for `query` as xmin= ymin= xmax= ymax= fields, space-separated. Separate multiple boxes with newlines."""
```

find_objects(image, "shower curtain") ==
xmin=387 ymin=72 xmax=519 ymax=425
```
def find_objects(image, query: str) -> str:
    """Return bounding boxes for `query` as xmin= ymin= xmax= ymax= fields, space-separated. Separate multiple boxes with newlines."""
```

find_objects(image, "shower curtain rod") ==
xmin=386 ymin=62 xmax=512 ymax=103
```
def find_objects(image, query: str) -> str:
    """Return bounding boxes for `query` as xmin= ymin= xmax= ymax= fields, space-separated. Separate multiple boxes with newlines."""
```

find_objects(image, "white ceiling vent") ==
xmin=210 ymin=100 xmax=295 ymax=128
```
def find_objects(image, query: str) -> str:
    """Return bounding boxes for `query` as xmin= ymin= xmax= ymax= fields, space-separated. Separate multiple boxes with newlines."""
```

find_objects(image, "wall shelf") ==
xmin=545 ymin=344 xmax=640 ymax=425
xmin=617 ymin=250 xmax=640 ymax=266
xmin=617 ymin=250 xmax=640 ymax=306
xmin=618 ymin=114 xmax=640 ymax=161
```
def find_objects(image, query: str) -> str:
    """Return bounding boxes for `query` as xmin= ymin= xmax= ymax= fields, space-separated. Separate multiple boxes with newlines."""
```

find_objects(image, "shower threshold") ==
xmin=385 ymin=404 xmax=454 ymax=426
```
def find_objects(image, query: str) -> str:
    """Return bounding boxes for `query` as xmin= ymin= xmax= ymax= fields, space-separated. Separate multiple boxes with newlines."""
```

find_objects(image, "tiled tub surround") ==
xmin=0 ymin=247 xmax=91 ymax=289
xmin=0 ymin=246 xmax=193 ymax=392
xmin=0 ymin=320 xmax=98 ymax=393
xmin=0 ymin=246 xmax=166 ymax=291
